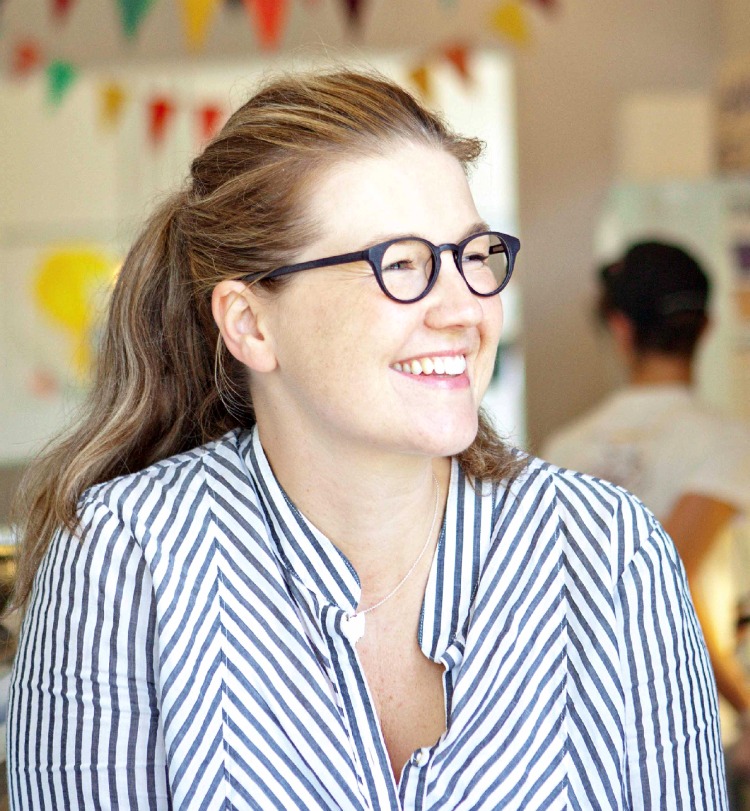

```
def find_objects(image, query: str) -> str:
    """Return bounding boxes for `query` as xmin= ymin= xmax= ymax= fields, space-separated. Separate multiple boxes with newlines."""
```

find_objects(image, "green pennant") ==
xmin=117 ymin=0 xmax=156 ymax=38
xmin=46 ymin=60 xmax=78 ymax=107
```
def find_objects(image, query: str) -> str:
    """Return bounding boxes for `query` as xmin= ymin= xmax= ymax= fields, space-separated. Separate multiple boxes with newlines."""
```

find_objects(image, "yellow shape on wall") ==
xmin=32 ymin=246 xmax=118 ymax=379
xmin=490 ymin=1 xmax=530 ymax=45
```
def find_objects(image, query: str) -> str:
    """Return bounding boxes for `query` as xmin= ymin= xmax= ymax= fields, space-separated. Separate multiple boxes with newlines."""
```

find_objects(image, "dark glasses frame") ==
xmin=241 ymin=231 xmax=520 ymax=303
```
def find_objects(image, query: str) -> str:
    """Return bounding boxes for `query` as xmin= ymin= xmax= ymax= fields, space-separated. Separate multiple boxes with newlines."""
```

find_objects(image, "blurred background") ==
xmin=1 ymin=0 xmax=750 ymax=803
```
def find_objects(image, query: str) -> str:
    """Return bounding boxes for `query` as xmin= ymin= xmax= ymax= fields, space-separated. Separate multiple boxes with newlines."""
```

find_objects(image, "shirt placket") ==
xmin=323 ymin=606 xmax=402 ymax=811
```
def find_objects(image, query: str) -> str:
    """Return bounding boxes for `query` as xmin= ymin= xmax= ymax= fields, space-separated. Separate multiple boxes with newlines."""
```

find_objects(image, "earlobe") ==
xmin=211 ymin=280 xmax=278 ymax=373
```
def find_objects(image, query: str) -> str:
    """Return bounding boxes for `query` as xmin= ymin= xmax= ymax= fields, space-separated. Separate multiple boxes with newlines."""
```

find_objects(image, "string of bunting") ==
xmin=2 ymin=0 xmax=560 ymax=114
xmin=3 ymin=0 xmax=558 ymax=60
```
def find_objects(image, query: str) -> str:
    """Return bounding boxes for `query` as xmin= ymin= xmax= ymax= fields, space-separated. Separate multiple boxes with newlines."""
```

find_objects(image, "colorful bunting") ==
xmin=179 ymin=0 xmax=221 ymax=50
xmin=243 ymin=0 xmax=289 ymax=49
xmin=197 ymin=103 xmax=225 ymax=143
xmin=147 ymin=96 xmax=175 ymax=145
xmin=341 ymin=0 xmax=365 ymax=28
xmin=443 ymin=44 xmax=471 ymax=84
xmin=99 ymin=82 xmax=127 ymax=129
xmin=46 ymin=59 xmax=78 ymax=106
xmin=12 ymin=40 xmax=44 ymax=77
xmin=490 ymin=1 xmax=530 ymax=45
xmin=117 ymin=0 xmax=156 ymax=38
xmin=52 ymin=0 xmax=75 ymax=22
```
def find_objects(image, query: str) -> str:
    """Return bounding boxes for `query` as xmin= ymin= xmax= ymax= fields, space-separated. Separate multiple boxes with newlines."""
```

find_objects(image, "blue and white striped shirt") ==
xmin=8 ymin=427 xmax=728 ymax=809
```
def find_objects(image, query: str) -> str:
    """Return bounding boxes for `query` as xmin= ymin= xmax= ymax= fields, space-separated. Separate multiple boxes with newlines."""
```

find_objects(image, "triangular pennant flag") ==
xmin=490 ymin=1 xmax=529 ymax=45
xmin=46 ymin=60 xmax=78 ymax=107
xmin=340 ymin=0 xmax=365 ymax=28
xmin=242 ymin=0 xmax=289 ymax=49
xmin=407 ymin=65 xmax=432 ymax=101
xmin=117 ymin=0 xmax=156 ymax=38
xmin=197 ymin=103 xmax=225 ymax=142
xmin=443 ymin=44 xmax=471 ymax=84
xmin=179 ymin=0 xmax=221 ymax=50
xmin=99 ymin=82 xmax=127 ymax=130
xmin=12 ymin=40 xmax=43 ymax=77
xmin=147 ymin=96 xmax=175 ymax=146
xmin=52 ymin=0 xmax=75 ymax=21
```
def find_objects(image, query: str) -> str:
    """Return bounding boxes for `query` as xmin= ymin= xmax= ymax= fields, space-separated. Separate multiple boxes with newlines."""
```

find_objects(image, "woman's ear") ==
xmin=211 ymin=280 xmax=278 ymax=373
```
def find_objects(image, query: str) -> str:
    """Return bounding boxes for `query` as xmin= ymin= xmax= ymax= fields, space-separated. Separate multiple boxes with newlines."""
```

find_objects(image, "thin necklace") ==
xmin=340 ymin=473 xmax=440 ymax=645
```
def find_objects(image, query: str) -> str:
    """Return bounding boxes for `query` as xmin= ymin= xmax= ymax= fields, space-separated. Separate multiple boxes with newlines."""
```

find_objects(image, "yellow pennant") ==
xmin=490 ymin=0 xmax=530 ymax=45
xmin=99 ymin=82 xmax=127 ymax=130
xmin=408 ymin=64 xmax=432 ymax=101
xmin=180 ymin=0 xmax=222 ymax=50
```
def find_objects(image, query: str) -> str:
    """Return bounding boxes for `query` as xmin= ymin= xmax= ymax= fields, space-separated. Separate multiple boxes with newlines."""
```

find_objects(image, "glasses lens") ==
xmin=461 ymin=233 xmax=510 ymax=295
xmin=379 ymin=239 xmax=435 ymax=302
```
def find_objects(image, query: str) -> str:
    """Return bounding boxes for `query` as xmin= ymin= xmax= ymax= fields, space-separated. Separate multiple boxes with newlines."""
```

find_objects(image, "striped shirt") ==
xmin=8 ymin=427 xmax=728 ymax=809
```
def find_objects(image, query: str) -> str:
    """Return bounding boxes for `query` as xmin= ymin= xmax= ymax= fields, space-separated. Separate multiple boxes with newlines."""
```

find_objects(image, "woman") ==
xmin=8 ymin=70 xmax=726 ymax=809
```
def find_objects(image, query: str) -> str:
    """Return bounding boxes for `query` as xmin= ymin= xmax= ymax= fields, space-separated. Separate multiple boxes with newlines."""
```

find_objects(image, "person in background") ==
xmin=543 ymin=240 xmax=750 ymax=804
xmin=7 ymin=76 xmax=727 ymax=809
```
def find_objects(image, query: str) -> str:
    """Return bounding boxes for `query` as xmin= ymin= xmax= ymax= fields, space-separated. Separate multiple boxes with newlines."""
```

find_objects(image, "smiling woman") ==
xmin=7 ymin=69 xmax=728 ymax=810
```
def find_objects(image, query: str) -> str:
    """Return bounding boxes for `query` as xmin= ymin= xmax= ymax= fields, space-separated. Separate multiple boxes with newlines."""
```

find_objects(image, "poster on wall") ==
xmin=0 ymin=243 xmax=118 ymax=463
xmin=717 ymin=56 xmax=750 ymax=175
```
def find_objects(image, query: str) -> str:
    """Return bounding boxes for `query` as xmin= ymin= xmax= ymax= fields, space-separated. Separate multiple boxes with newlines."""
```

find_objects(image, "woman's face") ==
xmin=252 ymin=141 xmax=504 ymax=462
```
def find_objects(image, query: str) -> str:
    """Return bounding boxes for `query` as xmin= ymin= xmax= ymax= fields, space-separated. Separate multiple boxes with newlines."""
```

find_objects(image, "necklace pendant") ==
xmin=341 ymin=612 xmax=366 ymax=645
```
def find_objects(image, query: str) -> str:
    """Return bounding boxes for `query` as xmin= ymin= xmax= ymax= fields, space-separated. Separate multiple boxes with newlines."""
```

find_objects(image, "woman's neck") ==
xmin=256 ymin=423 xmax=451 ymax=600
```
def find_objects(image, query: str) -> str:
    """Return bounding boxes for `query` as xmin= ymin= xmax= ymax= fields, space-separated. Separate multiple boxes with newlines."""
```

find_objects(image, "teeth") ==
xmin=393 ymin=355 xmax=467 ymax=376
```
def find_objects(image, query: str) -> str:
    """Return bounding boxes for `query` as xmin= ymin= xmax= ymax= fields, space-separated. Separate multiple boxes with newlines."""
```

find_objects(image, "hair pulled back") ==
xmin=12 ymin=69 xmax=521 ymax=606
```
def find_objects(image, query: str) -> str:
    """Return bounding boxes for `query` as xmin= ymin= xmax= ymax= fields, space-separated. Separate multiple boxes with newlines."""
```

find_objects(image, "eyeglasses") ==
xmin=242 ymin=231 xmax=520 ymax=303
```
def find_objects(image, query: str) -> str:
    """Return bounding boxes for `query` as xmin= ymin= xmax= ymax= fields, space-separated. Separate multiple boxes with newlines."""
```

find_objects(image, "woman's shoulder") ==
xmin=503 ymin=455 xmax=663 ymax=576
xmin=78 ymin=427 xmax=254 ymax=528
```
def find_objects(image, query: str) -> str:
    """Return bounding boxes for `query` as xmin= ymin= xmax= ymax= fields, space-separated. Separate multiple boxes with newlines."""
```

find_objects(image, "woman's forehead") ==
xmin=301 ymin=143 xmax=479 ymax=257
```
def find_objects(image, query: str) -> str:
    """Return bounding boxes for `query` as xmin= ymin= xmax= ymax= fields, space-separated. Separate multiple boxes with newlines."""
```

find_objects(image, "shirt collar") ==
xmin=243 ymin=427 xmax=362 ymax=614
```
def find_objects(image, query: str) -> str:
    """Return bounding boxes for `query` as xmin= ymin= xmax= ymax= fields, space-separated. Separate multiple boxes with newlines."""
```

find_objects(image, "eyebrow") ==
xmin=358 ymin=221 xmax=492 ymax=251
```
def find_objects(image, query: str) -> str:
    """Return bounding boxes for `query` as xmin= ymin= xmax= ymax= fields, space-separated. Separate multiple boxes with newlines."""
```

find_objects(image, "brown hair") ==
xmin=12 ymin=69 xmax=524 ymax=607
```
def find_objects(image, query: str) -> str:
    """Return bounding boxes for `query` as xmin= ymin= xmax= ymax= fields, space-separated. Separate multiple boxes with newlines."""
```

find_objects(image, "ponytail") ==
xmin=11 ymin=191 xmax=249 ymax=607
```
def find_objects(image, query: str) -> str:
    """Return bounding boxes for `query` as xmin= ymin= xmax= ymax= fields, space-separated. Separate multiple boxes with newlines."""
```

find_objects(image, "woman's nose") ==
xmin=424 ymin=249 xmax=484 ymax=327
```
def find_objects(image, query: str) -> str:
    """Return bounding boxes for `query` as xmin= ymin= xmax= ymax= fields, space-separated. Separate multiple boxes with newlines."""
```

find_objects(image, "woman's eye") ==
xmin=463 ymin=252 xmax=489 ymax=265
xmin=383 ymin=259 xmax=416 ymax=272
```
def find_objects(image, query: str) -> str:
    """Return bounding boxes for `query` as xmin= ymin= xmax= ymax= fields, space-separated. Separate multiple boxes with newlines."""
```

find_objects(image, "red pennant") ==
xmin=52 ymin=0 xmax=75 ymax=20
xmin=341 ymin=0 xmax=364 ymax=27
xmin=242 ymin=0 xmax=288 ymax=49
xmin=443 ymin=44 xmax=471 ymax=83
xmin=197 ymin=104 xmax=225 ymax=142
xmin=148 ymin=97 xmax=175 ymax=146
xmin=12 ymin=40 xmax=43 ymax=77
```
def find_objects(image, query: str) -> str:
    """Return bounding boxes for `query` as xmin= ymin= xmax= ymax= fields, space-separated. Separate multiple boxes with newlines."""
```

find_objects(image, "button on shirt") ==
xmin=8 ymin=428 xmax=727 ymax=809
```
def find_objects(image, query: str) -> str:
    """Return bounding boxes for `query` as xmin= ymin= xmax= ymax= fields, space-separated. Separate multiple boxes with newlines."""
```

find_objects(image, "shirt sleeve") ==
xmin=616 ymin=518 xmax=728 ymax=810
xmin=6 ymin=496 xmax=172 ymax=810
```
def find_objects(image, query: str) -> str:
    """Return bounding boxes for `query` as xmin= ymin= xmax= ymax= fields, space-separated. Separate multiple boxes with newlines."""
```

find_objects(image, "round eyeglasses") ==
xmin=242 ymin=230 xmax=520 ymax=304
